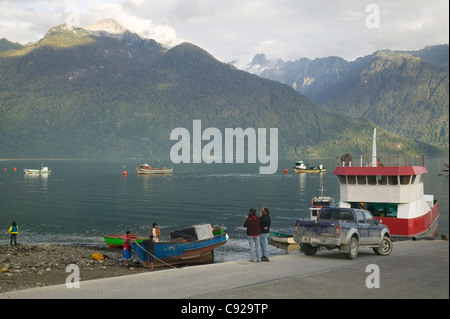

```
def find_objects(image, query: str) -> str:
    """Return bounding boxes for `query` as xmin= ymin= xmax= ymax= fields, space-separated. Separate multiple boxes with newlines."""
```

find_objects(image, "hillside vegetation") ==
xmin=243 ymin=45 xmax=449 ymax=149
xmin=0 ymin=22 xmax=443 ymax=161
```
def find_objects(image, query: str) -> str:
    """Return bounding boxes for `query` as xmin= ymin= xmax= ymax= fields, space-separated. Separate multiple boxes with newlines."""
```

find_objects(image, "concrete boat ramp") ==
xmin=1 ymin=239 xmax=448 ymax=300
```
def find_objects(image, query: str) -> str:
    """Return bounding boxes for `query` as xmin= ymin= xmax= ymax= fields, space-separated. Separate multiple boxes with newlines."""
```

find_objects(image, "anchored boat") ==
xmin=136 ymin=164 xmax=173 ymax=175
xmin=293 ymin=160 xmax=326 ymax=173
xmin=333 ymin=128 xmax=439 ymax=240
xmin=309 ymin=186 xmax=335 ymax=220
xmin=23 ymin=166 xmax=51 ymax=174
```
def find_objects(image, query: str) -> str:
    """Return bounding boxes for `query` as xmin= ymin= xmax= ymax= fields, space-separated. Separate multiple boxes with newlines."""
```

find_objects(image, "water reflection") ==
xmin=0 ymin=157 xmax=447 ymax=251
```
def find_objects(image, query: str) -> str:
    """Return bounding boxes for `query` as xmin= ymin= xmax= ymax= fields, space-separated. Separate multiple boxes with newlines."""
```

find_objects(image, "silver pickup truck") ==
xmin=294 ymin=207 xmax=393 ymax=259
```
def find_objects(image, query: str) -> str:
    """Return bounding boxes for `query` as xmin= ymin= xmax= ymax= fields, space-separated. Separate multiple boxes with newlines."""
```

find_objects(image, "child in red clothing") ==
xmin=123 ymin=231 xmax=133 ymax=265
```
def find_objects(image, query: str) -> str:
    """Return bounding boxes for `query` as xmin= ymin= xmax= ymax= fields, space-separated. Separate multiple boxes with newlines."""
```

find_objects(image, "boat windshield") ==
xmin=313 ymin=199 xmax=334 ymax=207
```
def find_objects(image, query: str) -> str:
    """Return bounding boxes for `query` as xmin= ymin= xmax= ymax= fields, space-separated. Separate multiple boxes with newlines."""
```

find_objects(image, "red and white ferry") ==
xmin=333 ymin=129 xmax=439 ymax=240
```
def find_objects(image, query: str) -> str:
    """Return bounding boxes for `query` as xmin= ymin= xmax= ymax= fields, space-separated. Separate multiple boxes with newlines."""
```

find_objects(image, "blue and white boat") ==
xmin=131 ymin=224 xmax=228 ymax=267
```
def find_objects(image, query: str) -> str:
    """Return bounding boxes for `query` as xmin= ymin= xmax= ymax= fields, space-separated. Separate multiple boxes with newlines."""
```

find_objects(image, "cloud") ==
xmin=80 ymin=1 xmax=182 ymax=47
xmin=335 ymin=10 xmax=366 ymax=22
xmin=0 ymin=0 xmax=182 ymax=47
xmin=0 ymin=0 xmax=448 ymax=65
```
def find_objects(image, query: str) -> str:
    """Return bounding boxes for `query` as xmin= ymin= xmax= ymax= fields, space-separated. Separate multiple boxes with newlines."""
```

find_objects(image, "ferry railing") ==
xmin=336 ymin=154 xmax=425 ymax=167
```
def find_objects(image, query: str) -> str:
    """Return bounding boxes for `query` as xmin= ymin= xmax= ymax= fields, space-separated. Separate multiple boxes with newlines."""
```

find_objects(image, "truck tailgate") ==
xmin=295 ymin=220 xmax=338 ymax=237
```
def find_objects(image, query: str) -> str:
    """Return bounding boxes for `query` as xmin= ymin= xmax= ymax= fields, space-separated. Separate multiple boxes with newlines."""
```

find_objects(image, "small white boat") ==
xmin=136 ymin=164 xmax=173 ymax=175
xmin=270 ymin=232 xmax=296 ymax=244
xmin=23 ymin=166 xmax=51 ymax=174
xmin=309 ymin=186 xmax=335 ymax=220
xmin=293 ymin=160 xmax=326 ymax=173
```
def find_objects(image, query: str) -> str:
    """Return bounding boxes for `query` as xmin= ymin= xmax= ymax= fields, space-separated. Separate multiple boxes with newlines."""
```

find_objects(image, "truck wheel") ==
xmin=344 ymin=237 xmax=359 ymax=260
xmin=373 ymin=235 xmax=393 ymax=256
xmin=301 ymin=244 xmax=317 ymax=256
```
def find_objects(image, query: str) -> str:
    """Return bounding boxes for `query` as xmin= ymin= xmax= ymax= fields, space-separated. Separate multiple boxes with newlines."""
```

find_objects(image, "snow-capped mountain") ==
xmin=84 ymin=18 xmax=130 ymax=39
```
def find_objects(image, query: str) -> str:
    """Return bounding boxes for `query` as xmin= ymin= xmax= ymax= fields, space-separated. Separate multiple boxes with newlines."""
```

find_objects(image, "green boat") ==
xmin=105 ymin=225 xmax=227 ymax=249
xmin=103 ymin=234 xmax=148 ymax=249
xmin=270 ymin=232 xmax=296 ymax=244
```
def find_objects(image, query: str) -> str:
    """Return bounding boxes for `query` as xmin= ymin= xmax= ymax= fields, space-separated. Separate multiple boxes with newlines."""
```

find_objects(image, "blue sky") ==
xmin=0 ymin=0 xmax=448 ymax=65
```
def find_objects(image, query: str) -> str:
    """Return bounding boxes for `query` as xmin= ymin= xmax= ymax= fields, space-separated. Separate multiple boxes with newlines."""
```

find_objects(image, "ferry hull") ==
xmin=375 ymin=201 xmax=439 ymax=240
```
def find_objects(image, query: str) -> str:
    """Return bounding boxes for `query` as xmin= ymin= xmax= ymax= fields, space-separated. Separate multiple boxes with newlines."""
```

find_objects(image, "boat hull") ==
xmin=136 ymin=168 xmax=173 ymax=174
xmin=23 ymin=169 xmax=51 ymax=174
xmin=293 ymin=167 xmax=326 ymax=173
xmin=270 ymin=232 xmax=296 ymax=244
xmin=103 ymin=234 xmax=148 ymax=249
xmin=131 ymin=234 xmax=228 ymax=267
xmin=375 ymin=201 xmax=440 ymax=240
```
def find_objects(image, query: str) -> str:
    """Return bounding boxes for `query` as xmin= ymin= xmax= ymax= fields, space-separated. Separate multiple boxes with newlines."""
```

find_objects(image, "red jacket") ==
xmin=244 ymin=214 xmax=261 ymax=237
xmin=124 ymin=235 xmax=133 ymax=250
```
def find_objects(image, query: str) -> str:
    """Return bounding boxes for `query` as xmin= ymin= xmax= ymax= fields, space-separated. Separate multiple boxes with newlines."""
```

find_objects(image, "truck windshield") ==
xmin=319 ymin=209 xmax=354 ymax=222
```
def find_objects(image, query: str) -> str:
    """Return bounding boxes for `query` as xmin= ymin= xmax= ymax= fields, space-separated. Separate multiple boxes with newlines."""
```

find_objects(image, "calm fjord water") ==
xmin=1 ymin=157 xmax=448 ymax=261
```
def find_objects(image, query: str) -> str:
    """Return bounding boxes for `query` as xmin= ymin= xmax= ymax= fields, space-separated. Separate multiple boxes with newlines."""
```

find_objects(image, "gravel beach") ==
xmin=0 ymin=244 xmax=159 ymax=293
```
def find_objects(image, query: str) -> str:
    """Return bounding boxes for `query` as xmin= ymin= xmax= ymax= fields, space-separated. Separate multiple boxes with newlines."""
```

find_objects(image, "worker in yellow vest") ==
xmin=9 ymin=221 xmax=18 ymax=246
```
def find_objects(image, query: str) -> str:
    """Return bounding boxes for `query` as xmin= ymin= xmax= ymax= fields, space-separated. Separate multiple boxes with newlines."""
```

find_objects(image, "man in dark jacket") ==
xmin=244 ymin=208 xmax=261 ymax=262
xmin=259 ymin=207 xmax=271 ymax=261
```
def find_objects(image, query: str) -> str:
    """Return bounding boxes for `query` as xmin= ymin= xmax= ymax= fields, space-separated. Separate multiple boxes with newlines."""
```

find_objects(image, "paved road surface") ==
xmin=1 ymin=239 xmax=448 ymax=300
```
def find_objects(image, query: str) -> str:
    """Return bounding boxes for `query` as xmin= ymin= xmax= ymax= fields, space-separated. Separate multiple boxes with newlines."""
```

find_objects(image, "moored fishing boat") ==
xmin=270 ymin=232 xmax=296 ymax=244
xmin=293 ymin=160 xmax=326 ymax=173
xmin=333 ymin=128 xmax=439 ymax=240
xmin=131 ymin=224 xmax=228 ymax=267
xmin=103 ymin=234 xmax=148 ymax=249
xmin=136 ymin=164 xmax=173 ymax=175
xmin=309 ymin=186 xmax=335 ymax=220
xmin=23 ymin=166 xmax=51 ymax=174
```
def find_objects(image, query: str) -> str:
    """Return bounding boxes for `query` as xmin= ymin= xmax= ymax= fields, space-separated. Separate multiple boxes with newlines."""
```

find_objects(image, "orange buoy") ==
xmin=123 ymin=171 xmax=127 ymax=176
xmin=14 ymin=167 xmax=17 ymax=171
xmin=284 ymin=169 xmax=288 ymax=174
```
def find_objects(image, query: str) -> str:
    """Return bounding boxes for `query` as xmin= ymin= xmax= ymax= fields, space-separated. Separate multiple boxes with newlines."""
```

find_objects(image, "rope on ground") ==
xmin=131 ymin=240 xmax=179 ymax=270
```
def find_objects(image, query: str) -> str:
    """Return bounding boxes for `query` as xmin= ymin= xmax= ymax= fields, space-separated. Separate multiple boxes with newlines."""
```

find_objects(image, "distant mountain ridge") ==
xmin=0 ymin=20 xmax=444 ymax=161
xmin=242 ymin=45 xmax=449 ymax=149
xmin=0 ymin=38 xmax=23 ymax=51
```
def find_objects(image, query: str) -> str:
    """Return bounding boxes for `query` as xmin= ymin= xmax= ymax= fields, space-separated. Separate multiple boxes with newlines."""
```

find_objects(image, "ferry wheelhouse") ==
xmin=333 ymin=129 xmax=439 ymax=240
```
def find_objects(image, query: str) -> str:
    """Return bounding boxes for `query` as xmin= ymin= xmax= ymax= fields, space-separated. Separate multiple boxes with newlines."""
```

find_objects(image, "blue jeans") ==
xmin=247 ymin=235 xmax=261 ymax=262
xmin=260 ymin=232 xmax=270 ymax=258
xmin=123 ymin=248 xmax=131 ymax=260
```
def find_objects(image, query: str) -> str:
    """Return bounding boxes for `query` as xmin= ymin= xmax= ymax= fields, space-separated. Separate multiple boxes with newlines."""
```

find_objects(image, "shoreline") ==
xmin=1 ymin=240 xmax=448 ymax=300
xmin=2 ymin=236 xmax=449 ymax=294
xmin=0 ymin=243 xmax=169 ymax=293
